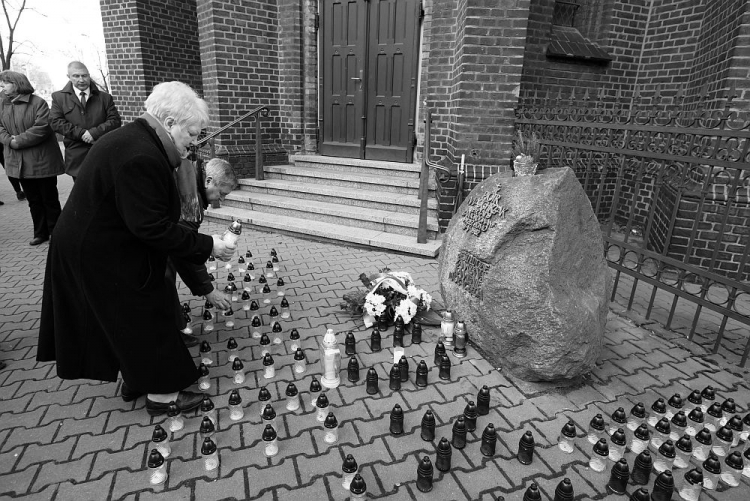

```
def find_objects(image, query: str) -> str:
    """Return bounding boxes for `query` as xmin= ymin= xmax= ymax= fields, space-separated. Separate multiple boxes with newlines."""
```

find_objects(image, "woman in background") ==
xmin=0 ymin=70 xmax=63 ymax=245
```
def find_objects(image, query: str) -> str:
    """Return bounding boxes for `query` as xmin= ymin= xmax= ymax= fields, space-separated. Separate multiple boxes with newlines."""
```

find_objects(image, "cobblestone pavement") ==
xmin=1 ymin=171 xmax=749 ymax=500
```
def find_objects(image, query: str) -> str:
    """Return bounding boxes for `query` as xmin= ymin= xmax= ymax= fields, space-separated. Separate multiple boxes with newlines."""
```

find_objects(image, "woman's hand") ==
xmin=205 ymin=289 xmax=231 ymax=310
xmin=211 ymin=235 xmax=236 ymax=261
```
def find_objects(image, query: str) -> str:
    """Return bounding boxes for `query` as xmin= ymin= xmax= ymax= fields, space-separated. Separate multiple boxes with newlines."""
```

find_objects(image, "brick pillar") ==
xmin=101 ymin=0 xmax=203 ymax=122
xmin=196 ymin=0 xmax=288 ymax=177
xmin=422 ymin=0 xmax=531 ymax=229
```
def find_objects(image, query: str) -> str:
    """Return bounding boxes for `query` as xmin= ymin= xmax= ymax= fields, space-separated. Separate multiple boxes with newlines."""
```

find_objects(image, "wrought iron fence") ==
xmin=515 ymin=87 xmax=750 ymax=366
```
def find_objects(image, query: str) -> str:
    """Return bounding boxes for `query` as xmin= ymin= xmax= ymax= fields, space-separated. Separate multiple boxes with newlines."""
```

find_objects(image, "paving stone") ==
xmin=295 ymin=445 xmax=343 ymax=483
xmin=2 ymin=422 xmax=59 ymax=452
xmin=500 ymin=399 xmax=547 ymax=430
xmin=31 ymin=454 xmax=94 ymax=492
xmin=72 ymin=428 xmax=127 ymax=460
xmin=276 ymin=476 xmax=332 ymax=501
xmin=16 ymin=378 xmax=63 ymax=399
xmin=193 ymin=468 xmax=245 ymax=501
xmin=17 ymin=436 xmax=76 ymax=470
xmin=55 ymin=472 xmax=115 ymax=501
xmin=245 ymin=458 xmax=299 ymax=499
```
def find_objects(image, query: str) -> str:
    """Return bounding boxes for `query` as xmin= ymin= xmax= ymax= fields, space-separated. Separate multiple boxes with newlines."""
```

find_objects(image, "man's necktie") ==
xmin=80 ymin=92 xmax=87 ymax=110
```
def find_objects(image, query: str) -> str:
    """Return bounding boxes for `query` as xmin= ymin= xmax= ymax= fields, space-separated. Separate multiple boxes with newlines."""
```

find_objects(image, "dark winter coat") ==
xmin=0 ymin=92 xmax=64 ymax=179
xmin=38 ymin=118 xmax=213 ymax=393
xmin=50 ymin=81 xmax=121 ymax=177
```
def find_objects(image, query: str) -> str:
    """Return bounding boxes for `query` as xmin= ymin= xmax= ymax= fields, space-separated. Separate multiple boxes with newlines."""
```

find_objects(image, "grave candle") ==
xmin=228 ymin=389 xmax=244 ymax=421
xmin=147 ymin=449 xmax=167 ymax=486
xmin=324 ymin=412 xmax=339 ymax=444
xmin=232 ymin=358 xmax=245 ymax=384
xmin=285 ymin=383 xmax=300 ymax=411
xmin=150 ymin=425 xmax=170 ymax=458
xmin=201 ymin=437 xmax=218 ymax=471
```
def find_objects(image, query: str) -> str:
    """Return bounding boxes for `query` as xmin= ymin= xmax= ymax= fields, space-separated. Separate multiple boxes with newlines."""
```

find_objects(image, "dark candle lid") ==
xmin=630 ymin=402 xmax=646 ymax=419
xmin=227 ymin=272 xmax=235 ymax=281
xmin=290 ymin=328 xmax=300 ymax=340
xmin=706 ymin=402 xmax=724 ymax=419
xmin=589 ymin=413 xmax=605 ymax=430
xmin=200 ymin=395 xmax=214 ymax=412
xmin=611 ymin=407 xmax=627 ymax=424
xmin=262 ymin=353 xmax=274 ymax=366
xmin=593 ymin=438 xmax=609 ymax=456
xmin=687 ymin=407 xmax=704 ymax=423
xmin=228 ymin=390 xmax=242 ymax=405
xmin=702 ymin=454 xmax=721 ymax=474
xmin=671 ymin=411 xmax=687 ymax=428
xmin=262 ymin=424 xmax=277 ymax=442
xmin=715 ymin=426 xmax=733 ymax=442
xmin=675 ymin=434 xmax=693 ymax=453
xmin=199 ymin=416 xmax=215 ymax=434
xmin=200 ymin=340 xmax=211 ymax=353
xmin=280 ymin=297 xmax=289 ymax=307
xmin=238 ymin=256 xmax=245 ymax=264
xmin=655 ymin=417 xmax=671 ymax=434
xmin=167 ymin=401 xmax=180 ymax=417
xmin=349 ymin=474 xmax=366 ymax=495
xmin=246 ymin=250 xmax=252 ymax=258
xmin=610 ymin=428 xmax=626 ymax=446
xmin=262 ymin=403 xmax=276 ymax=420
xmin=658 ymin=440 xmax=675 ymax=459
xmin=151 ymin=425 xmax=167 ymax=443
xmin=241 ymin=290 xmax=250 ymax=300
xmin=324 ymin=412 xmax=338 ymax=429
xmin=634 ymin=423 xmax=650 ymax=440
xmin=258 ymin=387 xmax=272 ymax=401
xmin=342 ymin=454 xmax=358 ymax=473
xmin=286 ymin=382 xmax=298 ymax=397
xmin=198 ymin=363 xmax=209 ymax=377
xmin=651 ymin=398 xmax=667 ymax=414
xmin=727 ymin=414 xmax=744 ymax=432
xmin=294 ymin=348 xmax=305 ymax=361
xmin=316 ymin=392 xmax=329 ymax=408
xmin=148 ymin=449 xmax=164 ymax=468
xmin=232 ymin=358 xmax=244 ymax=371
xmin=687 ymin=390 xmax=702 ymax=406
xmin=695 ymin=428 xmax=713 ymax=445
xmin=309 ymin=377 xmax=322 ymax=393
xmin=667 ymin=393 xmax=683 ymax=409
xmin=683 ymin=467 xmax=703 ymax=486
xmin=721 ymin=398 xmax=736 ymax=415
xmin=725 ymin=451 xmax=744 ymax=470
xmin=701 ymin=386 xmax=715 ymax=400
xmin=201 ymin=437 xmax=217 ymax=455
xmin=244 ymin=273 xmax=252 ymax=282
xmin=561 ymin=420 xmax=577 ymax=438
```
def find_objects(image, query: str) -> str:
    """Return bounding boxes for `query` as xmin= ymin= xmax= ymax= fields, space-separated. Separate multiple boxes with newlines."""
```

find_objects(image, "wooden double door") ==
xmin=320 ymin=0 xmax=421 ymax=163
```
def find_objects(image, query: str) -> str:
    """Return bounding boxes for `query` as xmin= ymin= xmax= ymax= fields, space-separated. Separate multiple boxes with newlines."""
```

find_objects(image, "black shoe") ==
xmin=181 ymin=332 xmax=200 ymax=348
xmin=16 ymin=191 xmax=25 ymax=201
xmin=30 ymin=236 xmax=49 ymax=246
xmin=146 ymin=390 xmax=204 ymax=416
xmin=121 ymin=382 xmax=144 ymax=402
xmin=0 ymin=200 xmax=4 ymax=206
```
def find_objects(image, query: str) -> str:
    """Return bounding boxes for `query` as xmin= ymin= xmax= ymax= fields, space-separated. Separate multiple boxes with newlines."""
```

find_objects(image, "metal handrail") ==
xmin=191 ymin=105 xmax=270 ymax=180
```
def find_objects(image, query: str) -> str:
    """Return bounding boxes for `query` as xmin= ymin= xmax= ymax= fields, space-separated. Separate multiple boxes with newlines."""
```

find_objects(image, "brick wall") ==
xmin=100 ymin=0 xmax=147 ymax=121
xmin=101 ymin=0 xmax=202 ymax=122
xmin=423 ymin=0 xmax=531 ymax=230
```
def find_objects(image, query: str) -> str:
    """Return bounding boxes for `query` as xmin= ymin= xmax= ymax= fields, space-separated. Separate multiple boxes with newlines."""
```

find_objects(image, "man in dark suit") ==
xmin=50 ymin=61 xmax=121 ymax=180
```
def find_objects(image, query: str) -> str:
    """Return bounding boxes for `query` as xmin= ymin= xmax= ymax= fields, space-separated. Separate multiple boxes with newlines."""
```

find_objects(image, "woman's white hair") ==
xmin=145 ymin=81 xmax=209 ymax=128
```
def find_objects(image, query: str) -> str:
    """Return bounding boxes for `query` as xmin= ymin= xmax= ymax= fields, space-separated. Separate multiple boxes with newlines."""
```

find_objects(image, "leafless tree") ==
xmin=0 ymin=0 xmax=28 ymax=70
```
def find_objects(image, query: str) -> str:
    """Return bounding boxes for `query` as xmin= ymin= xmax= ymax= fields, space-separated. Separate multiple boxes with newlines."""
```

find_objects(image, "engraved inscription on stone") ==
xmin=449 ymin=250 xmax=490 ymax=299
xmin=460 ymin=186 xmax=508 ymax=236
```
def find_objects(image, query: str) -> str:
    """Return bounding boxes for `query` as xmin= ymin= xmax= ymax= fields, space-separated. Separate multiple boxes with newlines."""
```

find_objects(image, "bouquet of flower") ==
xmin=340 ymin=268 xmax=433 ymax=326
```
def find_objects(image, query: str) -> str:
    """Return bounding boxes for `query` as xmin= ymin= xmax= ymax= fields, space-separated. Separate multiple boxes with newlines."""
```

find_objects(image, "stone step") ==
xmin=291 ymin=154 xmax=422 ymax=179
xmin=221 ymin=191 xmax=440 ymax=238
xmin=204 ymin=206 xmax=443 ymax=257
xmin=237 ymin=178 xmax=438 ymax=217
xmin=264 ymin=164 xmax=435 ymax=196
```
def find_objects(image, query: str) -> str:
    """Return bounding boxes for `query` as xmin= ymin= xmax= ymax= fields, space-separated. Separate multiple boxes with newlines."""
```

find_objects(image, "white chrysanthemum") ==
xmin=391 ymin=271 xmax=413 ymax=285
xmin=394 ymin=299 xmax=418 ymax=324
xmin=420 ymin=291 xmax=433 ymax=311
xmin=364 ymin=292 xmax=386 ymax=317
xmin=407 ymin=284 xmax=420 ymax=298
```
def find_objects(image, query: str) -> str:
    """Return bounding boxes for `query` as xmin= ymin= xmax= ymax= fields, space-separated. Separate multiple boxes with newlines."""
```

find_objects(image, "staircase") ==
xmin=204 ymin=154 xmax=442 ymax=257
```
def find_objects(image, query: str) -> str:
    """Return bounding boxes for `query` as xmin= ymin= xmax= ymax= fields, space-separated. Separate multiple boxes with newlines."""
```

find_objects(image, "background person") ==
xmin=50 ymin=61 xmax=121 ymax=181
xmin=38 ymin=81 xmax=235 ymax=415
xmin=169 ymin=157 xmax=238 ymax=349
xmin=0 ymin=71 xmax=64 ymax=245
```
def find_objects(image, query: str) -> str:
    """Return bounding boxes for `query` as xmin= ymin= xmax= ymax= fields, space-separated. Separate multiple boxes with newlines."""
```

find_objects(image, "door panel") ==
xmin=320 ymin=0 xmax=420 ymax=162
xmin=320 ymin=0 xmax=367 ymax=158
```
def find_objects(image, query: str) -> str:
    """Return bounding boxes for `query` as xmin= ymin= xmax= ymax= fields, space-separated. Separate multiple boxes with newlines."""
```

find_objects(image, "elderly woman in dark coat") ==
xmin=0 ymin=71 xmax=64 ymax=245
xmin=38 ymin=81 xmax=236 ymax=416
